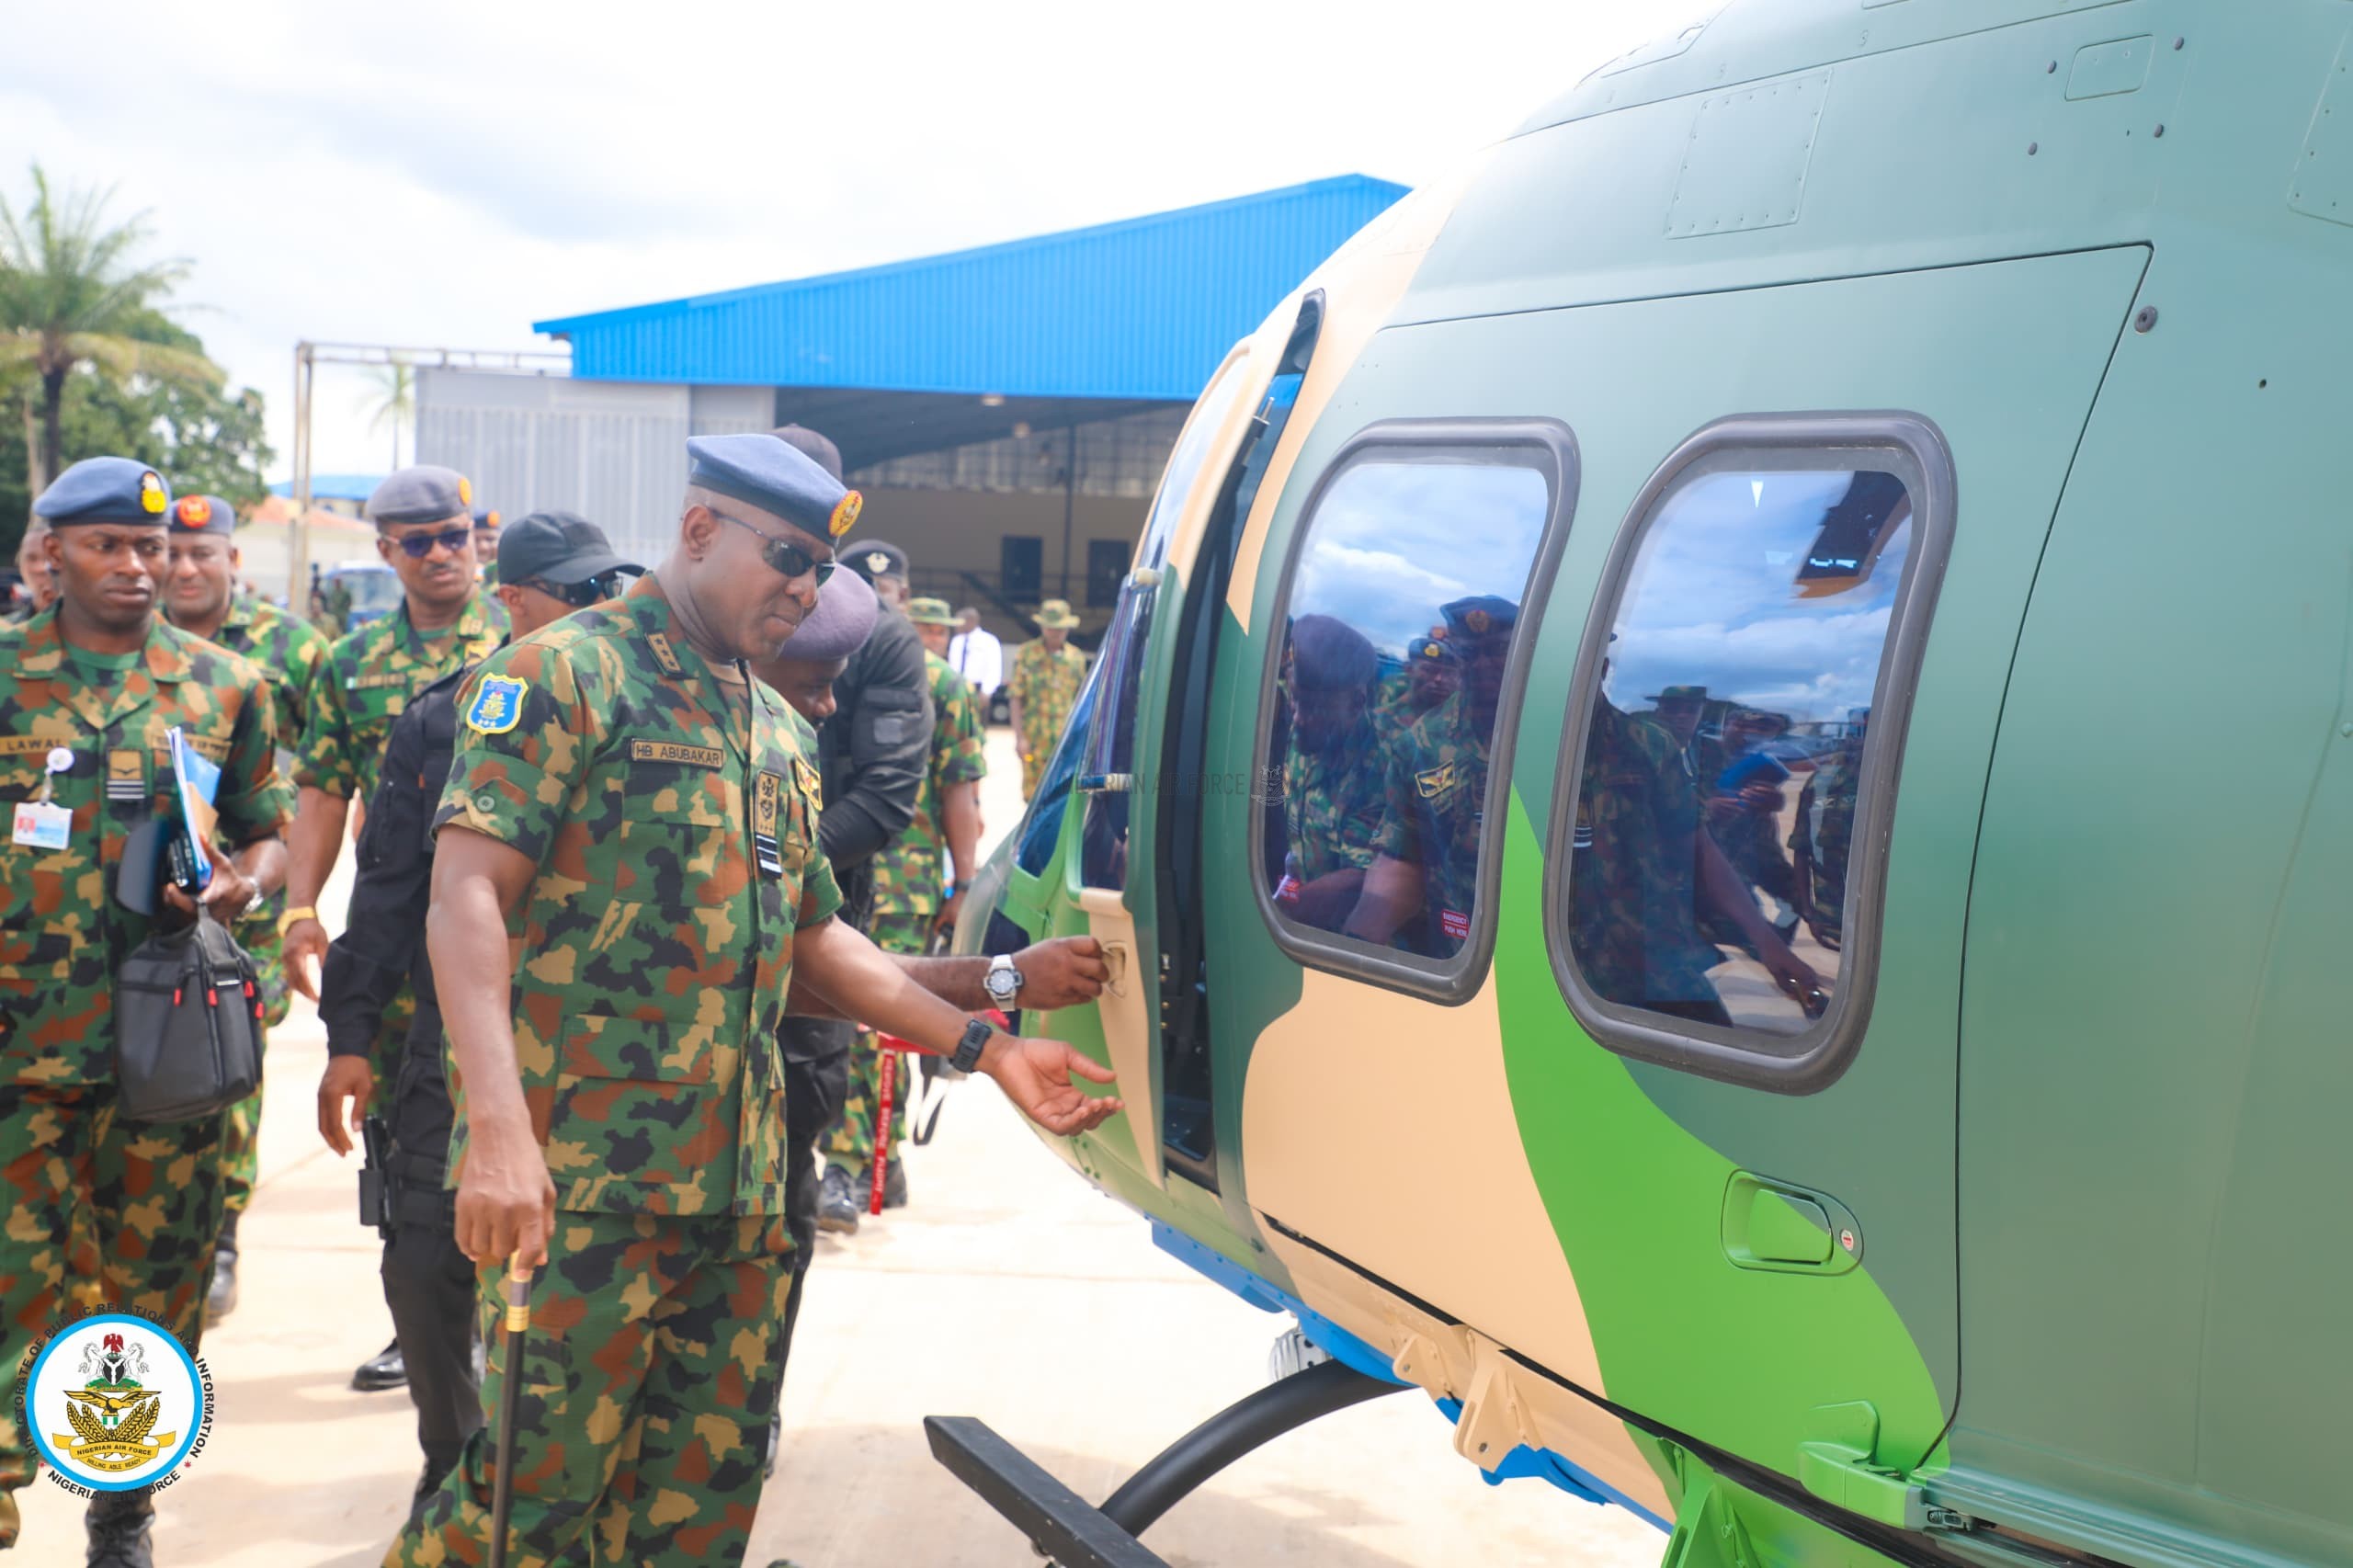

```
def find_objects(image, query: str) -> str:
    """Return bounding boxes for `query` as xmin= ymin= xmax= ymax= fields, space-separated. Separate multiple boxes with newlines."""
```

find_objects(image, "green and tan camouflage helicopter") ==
xmin=927 ymin=4 xmax=2353 ymax=1566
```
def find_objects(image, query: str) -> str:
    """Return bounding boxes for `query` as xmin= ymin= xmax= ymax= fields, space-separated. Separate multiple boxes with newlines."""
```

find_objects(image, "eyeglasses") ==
xmin=390 ymin=526 xmax=472 ymax=560
xmin=517 ymin=573 xmax=630 ymax=609
xmin=714 ymin=512 xmax=833 ymax=585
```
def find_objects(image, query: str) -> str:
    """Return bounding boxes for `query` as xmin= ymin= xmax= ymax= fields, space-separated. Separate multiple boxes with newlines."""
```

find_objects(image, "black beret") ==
xmin=368 ymin=465 xmax=473 ymax=528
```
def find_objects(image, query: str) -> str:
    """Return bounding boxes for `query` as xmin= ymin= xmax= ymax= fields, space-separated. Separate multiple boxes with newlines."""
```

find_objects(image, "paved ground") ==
xmin=18 ymin=729 xmax=1665 ymax=1568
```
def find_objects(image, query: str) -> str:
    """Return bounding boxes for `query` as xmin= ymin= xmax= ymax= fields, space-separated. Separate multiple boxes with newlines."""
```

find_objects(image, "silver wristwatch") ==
xmin=983 ymin=953 xmax=1024 ymax=1007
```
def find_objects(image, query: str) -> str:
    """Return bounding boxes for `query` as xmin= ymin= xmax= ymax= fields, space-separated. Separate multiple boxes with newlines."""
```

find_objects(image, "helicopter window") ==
xmin=1256 ymin=429 xmax=1570 ymax=994
xmin=1017 ymin=663 xmax=1103 ymax=879
xmin=1550 ymin=417 xmax=1952 ymax=1088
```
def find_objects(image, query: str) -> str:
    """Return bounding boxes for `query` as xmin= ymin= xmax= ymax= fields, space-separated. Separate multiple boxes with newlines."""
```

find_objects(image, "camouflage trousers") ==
xmin=1018 ymin=745 xmax=1049 ymax=801
xmin=388 ymin=1210 xmax=793 ymax=1568
xmin=825 ymin=910 xmax=929 ymax=1179
xmin=0 ymin=1084 xmax=225 ymax=1548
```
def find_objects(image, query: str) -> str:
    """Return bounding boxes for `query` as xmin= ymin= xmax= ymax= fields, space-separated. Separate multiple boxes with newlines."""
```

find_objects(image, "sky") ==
xmin=0 ymin=0 xmax=1699 ymax=483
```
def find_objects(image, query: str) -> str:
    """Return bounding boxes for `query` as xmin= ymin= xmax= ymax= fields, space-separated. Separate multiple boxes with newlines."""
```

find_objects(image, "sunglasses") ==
xmin=714 ymin=511 xmax=834 ymax=585
xmin=517 ymin=573 xmax=630 ymax=610
xmin=390 ymin=526 xmax=472 ymax=560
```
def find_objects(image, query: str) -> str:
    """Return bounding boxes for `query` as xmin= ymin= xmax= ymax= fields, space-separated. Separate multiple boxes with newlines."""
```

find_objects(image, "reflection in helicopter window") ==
xmin=1263 ymin=458 xmax=1550 ymax=960
xmin=1566 ymin=466 xmax=1912 ymax=1046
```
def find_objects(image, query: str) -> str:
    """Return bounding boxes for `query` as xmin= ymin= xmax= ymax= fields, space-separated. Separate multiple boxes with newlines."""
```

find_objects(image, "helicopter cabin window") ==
xmin=1552 ymin=419 xmax=1950 ymax=1085
xmin=1256 ymin=429 xmax=1569 ymax=992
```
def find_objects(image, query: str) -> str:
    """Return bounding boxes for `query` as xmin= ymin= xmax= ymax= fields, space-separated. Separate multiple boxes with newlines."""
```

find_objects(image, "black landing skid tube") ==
xmin=926 ymin=1357 xmax=1404 ymax=1567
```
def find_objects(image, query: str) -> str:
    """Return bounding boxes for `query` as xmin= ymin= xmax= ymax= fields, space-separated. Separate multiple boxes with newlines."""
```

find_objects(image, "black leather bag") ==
xmin=113 ymin=912 xmax=265 ymax=1123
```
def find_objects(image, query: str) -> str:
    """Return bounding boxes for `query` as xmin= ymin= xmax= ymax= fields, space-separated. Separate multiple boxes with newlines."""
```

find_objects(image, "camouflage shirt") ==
xmin=176 ymin=593 xmax=330 ymax=1022
xmin=1370 ymin=693 xmax=1495 ymax=951
xmin=1568 ymin=701 xmax=1722 ymax=1006
xmin=1008 ymin=639 xmax=1089 ymax=757
xmin=433 ymin=577 xmax=842 ymax=1219
xmin=868 ymin=653 xmax=987 ymax=935
xmin=300 ymin=590 xmax=507 ymax=801
xmin=1280 ymin=711 xmax=1387 ymax=882
xmin=1790 ymin=748 xmax=1861 ymax=945
xmin=0 ymin=608 xmax=291 ymax=1085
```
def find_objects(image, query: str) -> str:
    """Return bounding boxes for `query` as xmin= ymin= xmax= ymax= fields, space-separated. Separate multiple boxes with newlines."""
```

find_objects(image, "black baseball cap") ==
xmin=497 ymin=511 xmax=640 ymax=586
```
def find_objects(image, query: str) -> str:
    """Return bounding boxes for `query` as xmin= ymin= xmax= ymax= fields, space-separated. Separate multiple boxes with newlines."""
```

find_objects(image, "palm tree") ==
xmin=0 ymin=165 xmax=220 ymax=496
xmin=361 ymin=362 xmax=416 ymax=471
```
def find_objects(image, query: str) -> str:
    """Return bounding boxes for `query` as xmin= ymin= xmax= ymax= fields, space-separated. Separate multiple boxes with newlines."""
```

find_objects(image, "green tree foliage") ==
xmin=0 ymin=167 xmax=271 ymax=557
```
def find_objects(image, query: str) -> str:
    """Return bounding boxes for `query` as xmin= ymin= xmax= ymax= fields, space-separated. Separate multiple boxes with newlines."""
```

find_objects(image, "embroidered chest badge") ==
xmin=464 ymin=676 xmax=529 ymax=736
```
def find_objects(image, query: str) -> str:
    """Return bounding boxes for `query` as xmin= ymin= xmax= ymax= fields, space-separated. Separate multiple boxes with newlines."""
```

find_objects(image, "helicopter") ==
xmin=926 ymin=3 xmax=2353 ymax=1566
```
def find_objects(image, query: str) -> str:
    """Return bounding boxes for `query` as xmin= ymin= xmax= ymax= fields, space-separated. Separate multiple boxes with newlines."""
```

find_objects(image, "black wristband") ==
xmin=949 ymin=1016 xmax=994 ymax=1074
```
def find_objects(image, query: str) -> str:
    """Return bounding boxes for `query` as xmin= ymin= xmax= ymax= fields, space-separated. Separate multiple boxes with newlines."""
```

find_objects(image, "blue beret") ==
xmin=36 ymin=457 xmax=169 ymax=527
xmin=368 ymin=465 xmax=472 ymax=528
xmin=773 ymin=564 xmax=877 ymax=664
xmin=472 ymin=504 xmax=500 ymax=529
xmin=1289 ymin=613 xmax=1377 ymax=688
xmin=687 ymin=433 xmax=863 ymax=543
xmin=169 ymin=494 xmax=237 ymax=538
xmin=1441 ymin=595 xmax=1519 ymax=640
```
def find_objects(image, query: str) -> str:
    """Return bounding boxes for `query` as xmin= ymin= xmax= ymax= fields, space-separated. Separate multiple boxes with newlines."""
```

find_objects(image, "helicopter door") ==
xmin=1071 ymin=350 xmax=1267 ymax=1188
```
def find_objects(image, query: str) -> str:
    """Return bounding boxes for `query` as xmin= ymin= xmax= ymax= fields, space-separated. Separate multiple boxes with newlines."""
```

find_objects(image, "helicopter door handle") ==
xmin=1100 ymin=941 xmax=1131 ymax=997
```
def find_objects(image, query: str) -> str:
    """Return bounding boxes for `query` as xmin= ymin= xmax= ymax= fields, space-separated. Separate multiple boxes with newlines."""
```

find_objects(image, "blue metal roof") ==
xmin=268 ymin=473 xmax=384 ymax=503
xmin=533 ymin=176 xmax=1409 ymax=401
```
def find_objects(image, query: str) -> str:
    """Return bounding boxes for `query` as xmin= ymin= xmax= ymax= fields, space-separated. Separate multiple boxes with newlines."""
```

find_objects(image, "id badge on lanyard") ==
xmin=12 ymin=747 xmax=75 ymax=850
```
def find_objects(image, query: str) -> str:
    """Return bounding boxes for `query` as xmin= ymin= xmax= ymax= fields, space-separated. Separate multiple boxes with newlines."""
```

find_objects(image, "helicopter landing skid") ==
xmin=926 ymin=1358 xmax=1404 ymax=1568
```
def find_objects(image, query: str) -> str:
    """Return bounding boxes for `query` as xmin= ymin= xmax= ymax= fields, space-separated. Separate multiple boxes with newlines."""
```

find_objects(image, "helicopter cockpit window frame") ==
xmin=1542 ymin=412 xmax=1956 ymax=1094
xmin=1248 ymin=417 xmax=1579 ymax=1006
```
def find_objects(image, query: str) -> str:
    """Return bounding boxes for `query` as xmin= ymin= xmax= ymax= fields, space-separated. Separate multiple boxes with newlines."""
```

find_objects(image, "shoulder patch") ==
xmin=1415 ymin=761 xmax=1459 ymax=800
xmin=793 ymin=756 xmax=823 ymax=808
xmin=464 ymin=676 xmax=529 ymax=736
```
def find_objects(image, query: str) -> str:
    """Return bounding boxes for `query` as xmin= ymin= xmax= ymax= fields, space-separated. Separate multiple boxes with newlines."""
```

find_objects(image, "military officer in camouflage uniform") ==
xmin=823 ymin=595 xmax=986 ymax=1220
xmin=391 ymin=432 xmax=1118 ymax=1568
xmin=1375 ymin=623 xmax=1459 ymax=732
xmin=1272 ymin=615 xmax=1389 ymax=934
xmin=1790 ymin=722 xmax=1865 ymax=951
xmin=1342 ymin=596 xmax=1521 ymax=956
xmin=8 ymin=519 xmax=57 ymax=623
xmin=0 ymin=458 xmax=291 ymax=1566
xmin=472 ymin=504 xmax=502 ymax=587
xmin=160 ymin=491 xmax=331 ymax=1324
xmin=278 ymin=467 xmax=507 ymax=1392
xmin=1007 ymin=597 xmax=1088 ymax=798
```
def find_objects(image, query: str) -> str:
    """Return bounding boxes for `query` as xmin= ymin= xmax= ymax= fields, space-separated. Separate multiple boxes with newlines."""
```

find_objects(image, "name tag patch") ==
xmin=629 ymin=740 xmax=724 ymax=769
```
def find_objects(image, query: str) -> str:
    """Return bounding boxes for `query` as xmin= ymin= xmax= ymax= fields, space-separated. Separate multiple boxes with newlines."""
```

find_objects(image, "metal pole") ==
xmin=1060 ymin=424 xmax=1076 ymax=603
xmin=290 ymin=342 xmax=313 ymax=615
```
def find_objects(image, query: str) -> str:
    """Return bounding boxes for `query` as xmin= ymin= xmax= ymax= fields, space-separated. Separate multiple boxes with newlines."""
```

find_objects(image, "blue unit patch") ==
xmin=464 ymin=676 xmax=529 ymax=736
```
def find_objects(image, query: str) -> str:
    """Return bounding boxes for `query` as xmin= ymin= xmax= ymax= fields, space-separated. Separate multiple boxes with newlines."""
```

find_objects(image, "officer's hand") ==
xmin=454 ymin=1121 xmax=557 ymax=1268
xmin=284 ymin=917 xmax=329 ymax=1002
xmin=1759 ymin=942 xmax=1825 ymax=1018
xmin=317 ymin=1055 xmax=376 ymax=1155
xmin=1013 ymin=937 xmax=1109 ymax=1010
xmin=938 ymin=889 xmax=964 ymax=935
xmin=981 ymin=1034 xmax=1121 ymax=1136
xmin=160 ymin=845 xmax=257 ymax=922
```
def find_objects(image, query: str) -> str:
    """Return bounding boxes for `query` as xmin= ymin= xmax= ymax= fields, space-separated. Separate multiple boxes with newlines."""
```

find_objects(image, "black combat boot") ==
xmin=85 ymin=1486 xmax=154 ymax=1567
xmin=875 ymin=1157 xmax=908 ymax=1210
xmin=352 ymin=1336 xmax=407 ymax=1392
xmin=817 ymin=1165 xmax=859 ymax=1234
xmin=205 ymin=1210 xmax=240 ymax=1325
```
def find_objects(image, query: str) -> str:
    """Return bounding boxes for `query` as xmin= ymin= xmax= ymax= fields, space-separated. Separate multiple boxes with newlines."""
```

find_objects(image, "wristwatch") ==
xmin=983 ymin=953 xmax=1024 ymax=1008
xmin=277 ymin=904 xmax=319 ymax=937
xmin=949 ymin=1016 xmax=995 ymax=1074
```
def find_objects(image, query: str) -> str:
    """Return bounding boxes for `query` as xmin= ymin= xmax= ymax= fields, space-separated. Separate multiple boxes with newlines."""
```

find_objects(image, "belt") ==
xmin=393 ymin=1181 xmax=454 ymax=1231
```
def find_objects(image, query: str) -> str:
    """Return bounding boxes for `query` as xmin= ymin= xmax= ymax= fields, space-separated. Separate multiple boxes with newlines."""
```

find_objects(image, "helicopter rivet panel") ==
xmin=1665 ymin=73 xmax=1832 ymax=239
xmin=2289 ymin=28 xmax=2353 ymax=229
xmin=2063 ymin=35 xmax=2154 ymax=101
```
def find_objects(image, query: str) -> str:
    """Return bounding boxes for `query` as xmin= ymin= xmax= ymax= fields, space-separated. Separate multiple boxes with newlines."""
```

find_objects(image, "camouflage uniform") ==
xmin=1007 ymin=638 xmax=1087 ymax=798
xmin=0 ymin=608 xmax=289 ymax=1544
xmin=828 ymin=653 xmax=985 ymax=1179
xmin=301 ymin=593 xmax=506 ymax=1086
xmin=1280 ymin=712 xmax=1387 ymax=881
xmin=1567 ymin=701 xmax=1725 ymax=1015
xmin=391 ymin=577 xmax=840 ymax=1568
xmin=180 ymin=594 xmax=329 ymax=1220
xmin=1790 ymin=747 xmax=1861 ymax=948
xmin=1369 ymin=693 xmax=1495 ymax=955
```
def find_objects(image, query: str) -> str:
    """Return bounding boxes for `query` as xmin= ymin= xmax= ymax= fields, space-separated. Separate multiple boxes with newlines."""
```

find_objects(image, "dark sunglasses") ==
xmin=714 ymin=512 xmax=834 ymax=584
xmin=517 ymin=573 xmax=630 ymax=610
xmin=390 ymin=526 xmax=472 ymax=560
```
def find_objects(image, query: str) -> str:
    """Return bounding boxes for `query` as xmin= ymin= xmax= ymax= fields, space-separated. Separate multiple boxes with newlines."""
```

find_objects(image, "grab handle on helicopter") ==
xmin=1077 ymin=773 xmax=1131 ymax=794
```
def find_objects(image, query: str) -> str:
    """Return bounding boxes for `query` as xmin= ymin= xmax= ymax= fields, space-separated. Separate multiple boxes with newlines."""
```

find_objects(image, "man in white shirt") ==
xmin=948 ymin=605 xmax=1005 ymax=713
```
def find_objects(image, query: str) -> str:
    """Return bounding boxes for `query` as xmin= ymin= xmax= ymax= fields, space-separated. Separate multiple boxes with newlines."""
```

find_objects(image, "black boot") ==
xmin=205 ymin=1210 xmax=240 ymax=1326
xmin=85 ymin=1487 xmax=154 ymax=1567
xmin=881 ymin=1156 xmax=908 ymax=1210
xmin=352 ymin=1337 xmax=407 ymax=1392
xmin=408 ymin=1451 xmax=458 ymax=1527
xmin=817 ymin=1165 xmax=859 ymax=1234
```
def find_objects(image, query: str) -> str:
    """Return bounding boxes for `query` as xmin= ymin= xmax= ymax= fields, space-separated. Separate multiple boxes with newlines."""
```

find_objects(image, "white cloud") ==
xmin=1 ymin=0 xmax=1689 ymax=478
